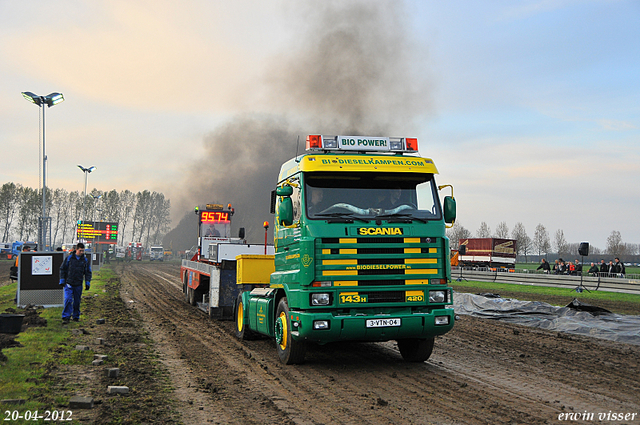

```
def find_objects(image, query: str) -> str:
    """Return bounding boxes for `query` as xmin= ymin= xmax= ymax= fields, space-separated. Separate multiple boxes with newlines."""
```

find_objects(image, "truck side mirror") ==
xmin=278 ymin=197 xmax=293 ymax=226
xmin=443 ymin=196 xmax=456 ymax=224
xmin=276 ymin=185 xmax=294 ymax=226
xmin=276 ymin=186 xmax=293 ymax=196
xmin=238 ymin=227 xmax=245 ymax=239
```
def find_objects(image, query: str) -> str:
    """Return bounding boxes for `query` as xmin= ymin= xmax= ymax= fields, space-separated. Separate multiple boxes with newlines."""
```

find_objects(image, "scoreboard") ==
xmin=77 ymin=221 xmax=119 ymax=244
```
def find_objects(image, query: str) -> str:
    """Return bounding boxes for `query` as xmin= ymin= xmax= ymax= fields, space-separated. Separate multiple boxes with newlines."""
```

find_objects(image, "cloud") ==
xmin=1 ymin=1 xmax=255 ymax=113
xmin=596 ymin=119 xmax=637 ymax=131
xmin=497 ymin=0 xmax=585 ymax=22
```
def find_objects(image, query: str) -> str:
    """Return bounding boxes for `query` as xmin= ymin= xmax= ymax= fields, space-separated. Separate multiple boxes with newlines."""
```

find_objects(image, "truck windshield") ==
xmin=305 ymin=172 xmax=441 ymax=221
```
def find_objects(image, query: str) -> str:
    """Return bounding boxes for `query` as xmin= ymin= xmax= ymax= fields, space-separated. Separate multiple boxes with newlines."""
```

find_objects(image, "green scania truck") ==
xmin=235 ymin=134 xmax=456 ymax=364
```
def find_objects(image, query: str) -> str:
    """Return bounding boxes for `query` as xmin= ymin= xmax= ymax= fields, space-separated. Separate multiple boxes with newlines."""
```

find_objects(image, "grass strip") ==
xmin=0 ymin=266 xmax=177 ymax=424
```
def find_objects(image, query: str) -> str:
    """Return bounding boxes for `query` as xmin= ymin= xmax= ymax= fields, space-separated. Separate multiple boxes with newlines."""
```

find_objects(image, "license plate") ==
xmin=366 ymin=318 xmax=401 ymax=328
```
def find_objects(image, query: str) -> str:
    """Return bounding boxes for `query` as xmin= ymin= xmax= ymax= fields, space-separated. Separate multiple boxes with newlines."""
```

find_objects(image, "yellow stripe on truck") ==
xmin=405 ymin=269 xmax=438 ymax=275
xmin=322 ymin=259 xmax=357 ymax=265
xmin=405 ymin=258 xmax=438 ymax=264
xmin=323 ymin=270 xmax=358 ymax=276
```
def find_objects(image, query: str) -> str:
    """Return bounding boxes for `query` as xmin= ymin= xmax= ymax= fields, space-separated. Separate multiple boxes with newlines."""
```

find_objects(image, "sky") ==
xmin=1 ymin=0 xmax=638 ymax=250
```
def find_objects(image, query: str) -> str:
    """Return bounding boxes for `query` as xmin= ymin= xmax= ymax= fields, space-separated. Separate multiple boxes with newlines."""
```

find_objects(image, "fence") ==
xmin=451 ymin=267 xmax=640 ymax=295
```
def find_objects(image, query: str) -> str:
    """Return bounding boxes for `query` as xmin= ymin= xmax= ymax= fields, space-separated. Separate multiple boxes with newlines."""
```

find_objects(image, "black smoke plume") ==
xmin=170 ymin=1 xmax=431 ymax=246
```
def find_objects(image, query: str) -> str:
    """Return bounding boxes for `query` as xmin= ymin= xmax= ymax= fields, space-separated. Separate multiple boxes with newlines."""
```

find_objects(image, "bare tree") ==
xmin=0 ymin=182 xmax=20 ymax=242
xmin=476 ymin=222 xmax=491 ymax=238
xmin=150 ymin=193 xmax=171 ymax=246
xmin=625 ymin=243 xmax=639 ymax=256
xmin=554 ymin=229 xmax=569 ymax=256
xmin=118 ymin=190 xmax=136 ymax=245
xmin=533 ymin=224 xmax=550 ymax=256
xmin=16 ymin=187 xmax=40 ymax=241
xmin=494 ymin=221 xmax=509 ymax=238
xmin=0 ymin=182 xmax=172 ymax=248
xmin=606 ymin=231 xmax=626 ymax=256
xmin=50 ymin=188 xmax=68 ymax=247
xmin=446 ymin=222 xmax=472 ymax=250
xmin=102 ymin=190 xmax=120 ymax=223
xmin=511 ymin=222 xmax=531 ymax=261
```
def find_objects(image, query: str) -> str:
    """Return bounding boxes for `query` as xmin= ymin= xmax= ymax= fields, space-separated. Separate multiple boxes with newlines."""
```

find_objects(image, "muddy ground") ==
xmin=0 ymin=259 xmax=14 ymax=287
xmin=95 ymin=262 xmax=639 ymax=424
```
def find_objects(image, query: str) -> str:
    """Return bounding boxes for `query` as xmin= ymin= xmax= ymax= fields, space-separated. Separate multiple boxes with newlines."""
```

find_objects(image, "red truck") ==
xmin=458 ymin=238 xmax=517 ymax=270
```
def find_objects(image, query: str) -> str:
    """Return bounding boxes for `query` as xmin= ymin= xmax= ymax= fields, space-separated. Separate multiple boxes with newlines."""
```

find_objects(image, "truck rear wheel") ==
xmin=275 ymin=297 xmax=306 ymax=365
xmin=397 ymin=337 xmax=434 ymax=362
xmin=234 ymin=294 xmax=256 ymax=340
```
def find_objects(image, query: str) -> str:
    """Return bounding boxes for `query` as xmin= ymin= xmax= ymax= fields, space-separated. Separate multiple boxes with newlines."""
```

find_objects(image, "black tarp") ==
xmin=453 ymin=292 xmax=640 ymax=345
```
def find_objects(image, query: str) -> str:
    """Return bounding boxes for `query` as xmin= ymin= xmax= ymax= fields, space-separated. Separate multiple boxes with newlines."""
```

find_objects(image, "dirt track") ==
xmin=0 ymin=260 xmax=14 ymax=287
xmin=115 ymin=262 xmax=640 ymax=424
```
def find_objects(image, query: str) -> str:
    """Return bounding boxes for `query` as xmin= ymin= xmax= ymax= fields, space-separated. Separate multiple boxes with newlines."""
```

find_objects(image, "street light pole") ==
xmin=77 ymin=165 xmax=96 ymax=242
xmin=22 ymin=91 xmax=64 ymax=251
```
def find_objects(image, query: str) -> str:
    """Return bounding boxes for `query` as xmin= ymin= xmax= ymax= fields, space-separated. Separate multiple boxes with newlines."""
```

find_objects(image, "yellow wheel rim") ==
xmin=278 ymin=311 xmax=288 ymax=351
xmin=237 ymin=302 xmax=244 ymax=332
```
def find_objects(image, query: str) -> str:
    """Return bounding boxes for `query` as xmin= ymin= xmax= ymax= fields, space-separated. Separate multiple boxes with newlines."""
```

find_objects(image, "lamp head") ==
xmin=22 ymin=91 xmax=42 ymax=106
xmin=44 ymin=92 xmax=64 ymax=107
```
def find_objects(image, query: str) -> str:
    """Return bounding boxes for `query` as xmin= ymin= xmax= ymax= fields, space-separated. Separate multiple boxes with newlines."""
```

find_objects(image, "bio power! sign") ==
xmin=338 ymin=136 xmax=390 ymax=151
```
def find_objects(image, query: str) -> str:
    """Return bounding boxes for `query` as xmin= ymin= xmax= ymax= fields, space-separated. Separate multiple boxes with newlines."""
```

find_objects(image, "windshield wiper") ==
xmin=315 ymin=212 xmax=369 ymax=223
xmin=375 ymin=212 xmax=427 ymax=223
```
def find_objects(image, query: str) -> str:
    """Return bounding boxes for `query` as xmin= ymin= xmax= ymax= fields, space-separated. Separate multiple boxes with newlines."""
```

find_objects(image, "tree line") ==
xmin=0 ymin=182 xmax=171 ymax=249
xmin=447 ymin=221 xmax=638 ymax=261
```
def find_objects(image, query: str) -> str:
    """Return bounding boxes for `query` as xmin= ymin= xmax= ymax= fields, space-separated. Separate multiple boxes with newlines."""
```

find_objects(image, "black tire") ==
xmin=234 ymin=293 xmax=256 ymax=340
xmin=274 ymin=297 xmax=306 ymax=365
xmin=188 ymin=287 xmax=196 ymax=306
xmin=397 ymin=337 xmax=434 ymax=362
xmin=183 ymin=274 xmax=190 ymax=303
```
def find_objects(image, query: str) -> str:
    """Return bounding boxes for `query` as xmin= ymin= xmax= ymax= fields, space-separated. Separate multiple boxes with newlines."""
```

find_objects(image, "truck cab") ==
xmin=150 ymin=246 xmax=164 ymax=261
xmin=236 ymin=135 xmax=457 ymax=364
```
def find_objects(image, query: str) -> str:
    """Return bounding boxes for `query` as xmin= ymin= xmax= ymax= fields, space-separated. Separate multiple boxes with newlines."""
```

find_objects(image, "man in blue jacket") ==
xmin=59 ymin=242 xmax=92 ymax=324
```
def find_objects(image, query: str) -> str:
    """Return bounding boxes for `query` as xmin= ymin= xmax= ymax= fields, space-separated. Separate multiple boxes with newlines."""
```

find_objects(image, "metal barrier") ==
xmin=452 ymin=267 xmax=640 ymax=295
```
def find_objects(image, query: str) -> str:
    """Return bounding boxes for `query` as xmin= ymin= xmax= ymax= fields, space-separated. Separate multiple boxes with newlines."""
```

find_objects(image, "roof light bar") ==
xmin=306 ymin=135 xmax=419 ymax=153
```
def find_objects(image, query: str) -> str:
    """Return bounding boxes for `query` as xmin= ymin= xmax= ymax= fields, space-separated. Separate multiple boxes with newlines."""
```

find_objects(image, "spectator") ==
xmin=568 ymin=261 xmax=576 ymax=275
xmin=599 ymin=259 xmax=608 ymax=276
xmin=557 ymin=259 xmax=566 ymax=275
xmin=613 ymin=257 xmax=625 ymax=277
xmin=607 ymin=260 xmax=615 ymax=277
xmin=574 ymin=259 xmax=582 ymax=275
xmin=587 ymin=262 xmax=599 ymax=276
xmin=553 ymin=259 xmax=560 ymax=274
xmin=59 ymin=242 xmax=92 ymax=324
xmin=536 ymin=259 xmax=551 ymax=273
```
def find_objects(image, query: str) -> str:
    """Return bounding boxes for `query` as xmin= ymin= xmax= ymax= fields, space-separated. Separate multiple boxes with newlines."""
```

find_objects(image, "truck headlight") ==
xmin=311 ymin=293 xmax=331 ymax=306
xmin=313 ymin=320 xmax=330 ymax=330
xmin=435 ymin=316 xmax=450 ymax=325
xmin=429 ymin=290 xmax=446 ymax=303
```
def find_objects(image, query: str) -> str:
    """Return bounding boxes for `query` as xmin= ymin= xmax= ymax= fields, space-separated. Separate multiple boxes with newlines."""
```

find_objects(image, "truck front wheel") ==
xmin=397 ymin=337 xmax=434 ymax=362
xmin=274 ymin=298 xmax=306 ymax=365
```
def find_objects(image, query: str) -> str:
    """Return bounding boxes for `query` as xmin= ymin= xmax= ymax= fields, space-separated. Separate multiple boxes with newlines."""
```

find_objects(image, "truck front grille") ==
xmin=317 ymin=235 xmax=442 ymax=296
